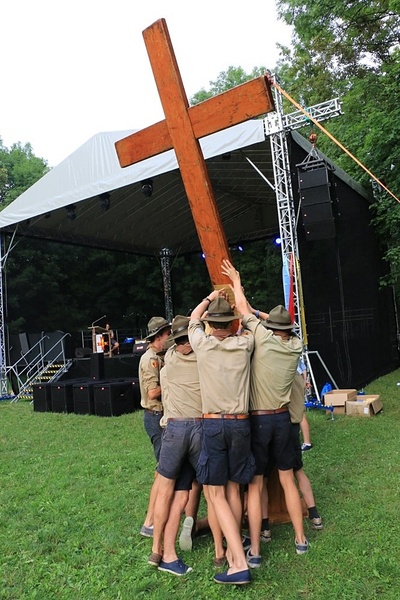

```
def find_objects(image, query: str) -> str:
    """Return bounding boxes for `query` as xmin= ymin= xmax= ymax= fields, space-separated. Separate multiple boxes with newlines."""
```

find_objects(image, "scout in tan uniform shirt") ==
xmin=138 ymin=316 xmax=171 ymax=537
xmin=189 ymin=290 xmax=255 ymax=586
xmin=222 ymin=259 xmax=308 ymax=570
xmin=150 ymin=316 xmax=202 ymax=576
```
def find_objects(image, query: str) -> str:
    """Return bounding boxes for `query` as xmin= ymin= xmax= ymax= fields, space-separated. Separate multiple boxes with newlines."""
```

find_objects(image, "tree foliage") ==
xmin=275 ymin=1 xmax=400 ymax=293
xmin=0 ymin=139 xmax=49 ymax=207
xmin=190 ymin=66 xmax=267 ymax=105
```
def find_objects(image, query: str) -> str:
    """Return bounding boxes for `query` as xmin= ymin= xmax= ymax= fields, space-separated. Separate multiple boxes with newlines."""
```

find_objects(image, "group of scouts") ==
xmin=137 ymin=259 xmax=322 ymax=586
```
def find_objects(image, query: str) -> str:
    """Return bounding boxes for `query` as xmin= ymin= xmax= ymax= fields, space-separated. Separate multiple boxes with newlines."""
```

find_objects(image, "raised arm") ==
xmin=190 ymin=288 xmax=221 ymax=321
xmin=221 ymin=259 xmax=269 ymax=320
xmin=221 ymin=259 xmax=251 ymax=317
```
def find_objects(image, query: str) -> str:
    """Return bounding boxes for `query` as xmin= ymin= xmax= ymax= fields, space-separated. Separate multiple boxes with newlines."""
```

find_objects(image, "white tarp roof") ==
xmin=0 ymin=119 xmax=266 ymax=228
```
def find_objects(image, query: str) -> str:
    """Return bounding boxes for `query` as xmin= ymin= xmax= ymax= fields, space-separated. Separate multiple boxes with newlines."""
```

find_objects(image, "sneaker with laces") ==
xmin=158 ymin=558 xmax=192 ymax=576
xmin=260 ymin=528 xmax=272 ymax=543
xmin=310 ymin=516 xmax=323 ymax=530
xmin=246 ymin=548 xmax=262 ymax=569
xmin=242 ymin=535 xmax=251 ymax=551
xmin=301 ymin=443 xmax=313 ymax=452
xmin=179 ymin=516 xmax=194 ymax=551
xmin=295 ymin=538 xmax=309 ymax=555
xmin=140 ymin=524 xmax=154 ymax=538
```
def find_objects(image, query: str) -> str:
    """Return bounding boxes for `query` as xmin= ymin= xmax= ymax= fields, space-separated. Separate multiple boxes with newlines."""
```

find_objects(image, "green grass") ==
xmin=1 ymin=369 xmax=400 ymax=599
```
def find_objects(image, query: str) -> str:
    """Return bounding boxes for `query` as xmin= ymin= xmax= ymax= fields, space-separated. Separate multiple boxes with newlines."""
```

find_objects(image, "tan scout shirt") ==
xmin=188 ymin=319 xmax=254 ymax=415
xmin=163 ymin=346 xmax=202 ymax=420
xmin=241 ymin=314 xmax=302 ymax=411
xmin=289 ymin=372 xmax=306 ymax=424
xmin=138 ymin=346 xmax=163 ymax=411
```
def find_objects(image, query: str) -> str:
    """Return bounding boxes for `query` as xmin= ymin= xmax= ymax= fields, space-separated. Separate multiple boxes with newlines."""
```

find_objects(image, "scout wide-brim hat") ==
xmin=263 ymin=305 xmax=293 ymax=330
xmin=201 ymin=297 xmax=242 ymax=322
xmin=145 ymin=316 xmax=171 ymax=340
xmin=172 ymin=315 xmax=189 ymax=340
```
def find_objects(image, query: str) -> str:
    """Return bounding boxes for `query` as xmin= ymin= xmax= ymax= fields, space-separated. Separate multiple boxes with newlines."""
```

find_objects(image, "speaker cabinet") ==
xmin=75 ymin=347 xmax=92 ymax=358
xmin=90 ymin=352 xmax=104 ymax=380
xmin=73 ymin=382 xmax=96 ymax=415
xmin=33 ymin=383 xmax=52 ymax=412
xmin=298 ymin=167 xmax=336 ymax=240
xmin=303 ymin=220 xmax=336 ymax=241
xmin=51 ymin=381 xmax=78 ymax=413
xmin=93 ymin=379 xmax=138 ymax=417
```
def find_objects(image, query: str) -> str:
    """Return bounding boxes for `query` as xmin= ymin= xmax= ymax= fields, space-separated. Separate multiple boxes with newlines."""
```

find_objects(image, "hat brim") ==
xmin=201 ymin=314 xmax=242 ymax=323
xmin=172 ymin=328 xmax=189 ymax=340
xmin=262 ymin=320 xmax=293 ymax=330
xmin=145 ymin=324 xmax=171 ymax=341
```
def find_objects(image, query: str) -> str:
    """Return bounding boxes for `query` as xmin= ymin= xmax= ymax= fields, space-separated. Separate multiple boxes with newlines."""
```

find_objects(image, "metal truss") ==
xmin=264 ymin=76 xmax=342 ymax=345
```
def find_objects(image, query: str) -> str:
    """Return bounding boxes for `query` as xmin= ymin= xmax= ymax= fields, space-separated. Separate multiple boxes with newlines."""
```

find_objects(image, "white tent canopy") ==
xmin=0 ymin=119 xmax=278 ymax=255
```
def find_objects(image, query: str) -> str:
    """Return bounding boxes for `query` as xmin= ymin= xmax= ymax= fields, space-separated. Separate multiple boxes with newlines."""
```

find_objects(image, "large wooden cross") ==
xmin=115 ymin=18 xmax=275 ymax=286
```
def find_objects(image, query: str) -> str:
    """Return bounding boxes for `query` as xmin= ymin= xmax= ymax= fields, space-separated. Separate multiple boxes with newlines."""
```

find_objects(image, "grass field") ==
xmin=1 ymin=368 xmax=400 ymax=599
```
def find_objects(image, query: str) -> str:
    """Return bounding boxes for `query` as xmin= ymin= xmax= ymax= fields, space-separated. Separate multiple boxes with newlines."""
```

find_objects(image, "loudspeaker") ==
xmin=93 ymin=379 xmax=137 ymax=417
xmin=51 ymin=381 xmax=77 ymax=413
xmin=33 ymin=383 xmax=52 ymax=412
xmin=73 ymin=382 xmax=96 ymax=415
xmin=75 ymin=347 xmax=92 ymax=358
xmin=90 ymin=352 xmax=104 ymax=380
xmin=298 ymin=167 xmax=336 ymax=240
xmin=301 ymin=202 xmax=334 ymax=225
xmin=303 ymin=220 xmax=336 ymax=241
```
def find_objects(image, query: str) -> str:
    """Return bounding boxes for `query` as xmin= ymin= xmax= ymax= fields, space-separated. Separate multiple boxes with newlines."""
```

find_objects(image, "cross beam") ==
xmin=115 ymin=18 xmax=275 ymax=285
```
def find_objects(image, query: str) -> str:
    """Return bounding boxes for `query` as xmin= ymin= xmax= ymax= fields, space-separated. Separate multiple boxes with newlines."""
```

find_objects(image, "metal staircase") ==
xmin=8 ymin=332 xmax=73 ymax=402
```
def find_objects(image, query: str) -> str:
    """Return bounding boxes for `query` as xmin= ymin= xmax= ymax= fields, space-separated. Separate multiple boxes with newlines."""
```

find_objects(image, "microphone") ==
xmin=91 ymin=315 xmax=107 ymax=327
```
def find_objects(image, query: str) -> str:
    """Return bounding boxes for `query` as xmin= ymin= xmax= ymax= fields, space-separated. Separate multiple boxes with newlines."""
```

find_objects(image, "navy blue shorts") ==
xmin=143 ymin=410 xmax=163 ymax=462
xmin=196 ymin=419 xmax=256 ymax=486
xmin=157 ymin=420 xmax=202 ymax=491
xmin=250 ymin=411 xmax=295 ymax=474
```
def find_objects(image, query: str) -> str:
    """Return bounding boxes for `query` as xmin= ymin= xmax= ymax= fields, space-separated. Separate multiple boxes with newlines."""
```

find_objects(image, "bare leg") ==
xmin=278 ymin=469 xmax=306 ymax=544
xmin=203 ymin=486 xmax=225 ymax=561
xmin=247 ymin=475 xmax=263 ymax=556
xmin=205 ymin=483 xmax=248 ymax=574
xmin=184 ymin=479 xmax=202 ymax=521
xmin=143 ymin=473 xmax=160 ymax=528
xmin=162 ymin=490 xmax=189 ymax=562
xmin=295 ymin=468 xmax=315 ymax=509
xmin=300 ymin=415 xmax=311 ymax=445
xmin=151 ymin=474 xmax=175 ymax=556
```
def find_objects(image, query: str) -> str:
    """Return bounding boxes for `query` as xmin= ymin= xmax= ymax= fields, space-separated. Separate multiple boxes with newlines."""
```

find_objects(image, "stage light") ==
xmin=66 ymin=204 xmax=77 ymax=221
xmin=99 ymin=192 xmax=110 ymax=211
xmin=238 ymin=245 xmax=244 ymax=252
xmin=274 ymin=236 xmax=282 ymax=245
xmin=141 ymin=178 xmax=153 ymax=198
xmin=201 ymin=253 xmax=205 ymax=259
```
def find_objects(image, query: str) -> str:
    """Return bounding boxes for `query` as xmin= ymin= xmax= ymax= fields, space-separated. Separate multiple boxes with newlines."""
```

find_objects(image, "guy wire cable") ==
xmin=270 ymin=78 xmax=400 ymax=205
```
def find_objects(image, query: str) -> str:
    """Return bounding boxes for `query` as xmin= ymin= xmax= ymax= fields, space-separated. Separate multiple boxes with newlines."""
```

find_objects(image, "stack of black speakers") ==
xmin=33 ymin=352 xmax=141 ymax=416
xmin=298 ymin=162 xmax=337 ymax=241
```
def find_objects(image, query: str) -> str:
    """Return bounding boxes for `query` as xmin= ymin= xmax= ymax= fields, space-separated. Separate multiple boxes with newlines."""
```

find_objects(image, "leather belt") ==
xmin=168 ymin=417 xmax=202 ymax=422
xmin=250 ymin=408 xmax=289 ymax=415
xmin=202 ymin=413 xmax=248 ymax=420
xmin=145 ymin=408 xmax=163 ymax=415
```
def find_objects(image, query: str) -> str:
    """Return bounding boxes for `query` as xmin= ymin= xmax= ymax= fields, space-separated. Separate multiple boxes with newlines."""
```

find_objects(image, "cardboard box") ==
xmin=324 ymin=389 xmax=357 ymax=407
xmin=346 ymin=395 xmax=383 ymax=417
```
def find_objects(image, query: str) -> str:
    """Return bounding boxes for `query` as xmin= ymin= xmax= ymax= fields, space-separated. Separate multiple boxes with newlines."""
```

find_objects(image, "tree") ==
xmin=190 ymin=66 xmax=267 ymax=105
xmin=275 ymin=1 xmax=400 ymax=292
xmin=0 ymin=140 xmax=49 ymax=207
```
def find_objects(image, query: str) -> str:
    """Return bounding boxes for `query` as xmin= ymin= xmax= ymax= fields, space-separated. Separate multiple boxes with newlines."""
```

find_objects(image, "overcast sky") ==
xmin=1 ymin=1 xmax=292 ymax=167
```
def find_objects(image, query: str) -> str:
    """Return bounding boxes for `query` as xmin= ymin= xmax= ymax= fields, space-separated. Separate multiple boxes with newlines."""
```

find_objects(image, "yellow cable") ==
xmin=273 ymin=80 xmax=400 ymax=204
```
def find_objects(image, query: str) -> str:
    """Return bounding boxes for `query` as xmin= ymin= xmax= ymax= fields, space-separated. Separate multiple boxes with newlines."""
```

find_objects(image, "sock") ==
xmin=261 ymin=518 xmax=270 ymax=530
xmin=308 ymin=506 xmax=319 ymax=519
